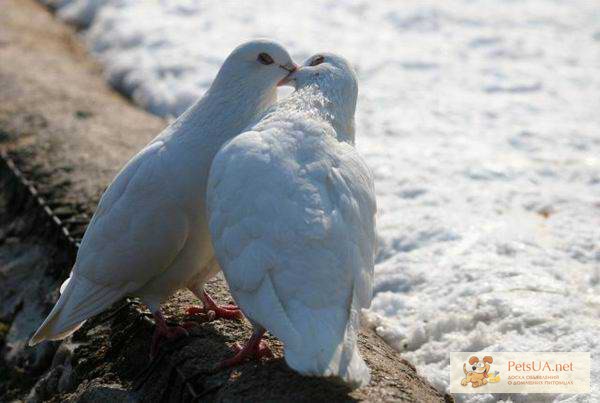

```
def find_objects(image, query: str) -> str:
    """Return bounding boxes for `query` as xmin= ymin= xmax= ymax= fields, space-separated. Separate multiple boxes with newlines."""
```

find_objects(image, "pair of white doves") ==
xmin=30 ymin=40 xmax=376 ymax=389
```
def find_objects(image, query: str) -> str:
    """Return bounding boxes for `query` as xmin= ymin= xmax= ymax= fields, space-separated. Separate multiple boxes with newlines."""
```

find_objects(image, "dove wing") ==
xmin=75 ymin=140 xmax=189 ymax=289
xmin=29 ymin=140 xmax=190 ymax=345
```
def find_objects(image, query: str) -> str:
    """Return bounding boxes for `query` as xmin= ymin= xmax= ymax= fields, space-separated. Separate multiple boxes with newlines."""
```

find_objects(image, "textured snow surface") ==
xmin=45 ymin=1 xmax=600 ymax=401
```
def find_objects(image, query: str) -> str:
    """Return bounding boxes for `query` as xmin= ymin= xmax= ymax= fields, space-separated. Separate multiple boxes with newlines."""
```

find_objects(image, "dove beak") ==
xmin=278 ymin=63 xmax=299 ymax=87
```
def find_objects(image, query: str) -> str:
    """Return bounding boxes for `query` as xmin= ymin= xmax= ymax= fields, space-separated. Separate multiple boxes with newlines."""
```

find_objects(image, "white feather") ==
xmin=208 ymin=54 xmax=376 ymax=388
xmin=29 ymin=274 xmax=127 ymax=345
xmin=29 ymin=40 xmax=296 ymax=346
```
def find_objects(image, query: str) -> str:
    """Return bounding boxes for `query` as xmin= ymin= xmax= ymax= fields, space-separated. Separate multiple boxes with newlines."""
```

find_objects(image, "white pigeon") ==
xmin=207 ymin=53 xmax=376 ymax=388
xmin=29 ymin=40 xmax=298 ymax=355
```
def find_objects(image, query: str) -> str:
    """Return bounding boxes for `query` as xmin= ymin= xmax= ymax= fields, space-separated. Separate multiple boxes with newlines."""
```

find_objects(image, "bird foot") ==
xmin=186 ymin=304 xmax=242 ymax=321
xmin=150 ymin=311 xmax=189 ymax=359
xmin=216 ymin=339 xmax=273 ymax=370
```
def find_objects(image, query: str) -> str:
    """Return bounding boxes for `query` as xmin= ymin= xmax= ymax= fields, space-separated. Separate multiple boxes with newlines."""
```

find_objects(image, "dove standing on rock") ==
xmin=29 ymin=40 xmax=298 ymax=357
xmin=207 ymin=54 xmax=376 ymax=388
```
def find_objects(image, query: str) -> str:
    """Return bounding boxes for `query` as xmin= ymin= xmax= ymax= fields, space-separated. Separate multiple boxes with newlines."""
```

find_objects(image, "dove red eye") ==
xmin=257 ymin=53 xmax=274 ymax=65
xmin=309 ymin=55 xmax=325 ymax=66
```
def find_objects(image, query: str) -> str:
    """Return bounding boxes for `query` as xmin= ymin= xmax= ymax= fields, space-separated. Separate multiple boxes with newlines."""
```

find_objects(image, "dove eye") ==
xmin=257 ymin=53 xmax=274 ymax=65
xmin=309 ymin=55 xmax=325 ymax=66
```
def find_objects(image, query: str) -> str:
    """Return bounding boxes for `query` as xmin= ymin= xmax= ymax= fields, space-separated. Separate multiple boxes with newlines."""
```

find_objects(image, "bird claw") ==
xmin=256 ymin=340 xmax=274 ymax=359
xmin=150 ymin=324 xmax=189 ymax=359
xmin=185 ymin=307 xmax=216 ymax=323
xmin=186 ymin=305 xmax=242 ymax=321
xmin=215 ymin=339 xmax=273 ymax=370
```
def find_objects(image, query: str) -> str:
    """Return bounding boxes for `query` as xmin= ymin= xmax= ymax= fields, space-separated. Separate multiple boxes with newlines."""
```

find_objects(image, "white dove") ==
xmin=29 ymin=40 xmax=298 ymax=356
xmin=207 ymin=53 xmax=376 ymax=388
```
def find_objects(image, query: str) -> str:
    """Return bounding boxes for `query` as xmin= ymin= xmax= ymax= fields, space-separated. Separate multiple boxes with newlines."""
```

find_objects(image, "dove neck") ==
xmin=183 ymin=74 xmax=277 ymax=140
xmin=291 ymin=85 xmax=356 ymax=144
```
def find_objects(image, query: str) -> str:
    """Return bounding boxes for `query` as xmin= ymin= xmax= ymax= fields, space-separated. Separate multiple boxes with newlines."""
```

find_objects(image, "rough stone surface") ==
xmin=0 ymin=1 xmax=452 ymax=401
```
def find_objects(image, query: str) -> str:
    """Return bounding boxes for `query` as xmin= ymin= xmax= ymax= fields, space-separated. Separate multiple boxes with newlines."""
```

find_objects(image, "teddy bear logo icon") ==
xmin=461 ymin=355 xmax=501 ymax=387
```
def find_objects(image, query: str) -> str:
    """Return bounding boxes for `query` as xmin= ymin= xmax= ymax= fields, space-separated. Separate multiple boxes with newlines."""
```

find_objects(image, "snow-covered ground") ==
xmin=44 ymin=1 xmax=600 ymax=401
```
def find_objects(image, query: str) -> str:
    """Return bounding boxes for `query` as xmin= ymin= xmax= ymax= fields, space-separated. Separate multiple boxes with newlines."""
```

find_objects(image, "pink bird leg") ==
xmin=186 ymin=290 xmax=242 ymax=321
xmin=216 ymin=327 xmax=273 ymax=370
xmin=150 ymin=310 xmax=189 ymax=358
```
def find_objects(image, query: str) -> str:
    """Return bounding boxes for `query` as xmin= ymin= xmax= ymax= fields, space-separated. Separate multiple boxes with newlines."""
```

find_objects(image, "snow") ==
xmin=43 ymin=1 xmax=600 ymax=401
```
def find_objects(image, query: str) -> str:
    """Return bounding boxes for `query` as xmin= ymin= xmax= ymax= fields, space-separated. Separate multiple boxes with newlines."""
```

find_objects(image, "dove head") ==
xmin=192 ymin=39 xmax=297 ymax=136
xmin=212 ymin=39 xmax=297 ymax=95
xmin=286 ymin=53 xmax=358 ymax=143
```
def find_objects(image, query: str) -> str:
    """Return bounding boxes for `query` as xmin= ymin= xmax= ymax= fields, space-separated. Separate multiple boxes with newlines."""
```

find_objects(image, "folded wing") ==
xmin=30 ymin=141 xmax=189 ymax=345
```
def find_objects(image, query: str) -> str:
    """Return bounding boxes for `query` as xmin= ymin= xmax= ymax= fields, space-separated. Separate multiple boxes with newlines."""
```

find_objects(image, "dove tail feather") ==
xmin=282 ymin=284 xmax=370 ymax=389
xmin=29 ymin=274 xmax=124 ymax=346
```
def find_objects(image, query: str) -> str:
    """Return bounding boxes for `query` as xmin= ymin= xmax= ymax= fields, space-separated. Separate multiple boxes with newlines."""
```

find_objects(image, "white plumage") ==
xmin=30 ymin=40 xmax=297 ymax=347
xmin=208 ymin=54 xmax=376 ymax=388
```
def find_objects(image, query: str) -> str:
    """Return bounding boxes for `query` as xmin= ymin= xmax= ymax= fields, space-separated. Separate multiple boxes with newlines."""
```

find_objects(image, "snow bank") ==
xmin=43 ymin=1 xmax=600 ymax=401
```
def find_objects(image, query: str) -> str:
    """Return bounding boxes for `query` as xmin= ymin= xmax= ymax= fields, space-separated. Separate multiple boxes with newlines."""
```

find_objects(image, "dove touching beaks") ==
xmin=207 ymin=53 xmax=376 ymax=388
xmin=29 ymin=40 xmax=298 ymax=357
